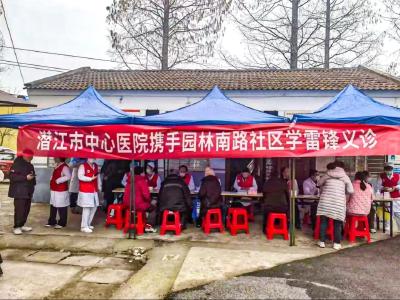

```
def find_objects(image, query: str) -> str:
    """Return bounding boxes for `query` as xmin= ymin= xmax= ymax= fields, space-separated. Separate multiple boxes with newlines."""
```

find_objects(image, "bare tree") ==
xmin=106 ymin=0 xmax=231 ymax=70
xmin=383 ymin=0 xmax=400 ymax=74
xmin=224 ymin=0 xmax=321 ymax=69
xmin=318 ymin=0 xmax=381 ymax=69
xmin=0 ymin=108 xmax=14 ymax=146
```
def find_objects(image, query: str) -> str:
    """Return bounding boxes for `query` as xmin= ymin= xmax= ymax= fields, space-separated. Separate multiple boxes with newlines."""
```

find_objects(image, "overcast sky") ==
xmin=0 ymin=0 xmax=394 ymax=95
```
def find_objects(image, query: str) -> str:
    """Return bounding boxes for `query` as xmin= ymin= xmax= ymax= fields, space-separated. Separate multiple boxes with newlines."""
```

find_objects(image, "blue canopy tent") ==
xmin=292 ymin=84 xmax=400 ymax=125
xmin=134 ymin=85 xmax=288 ymax=125
xmin=0 ymin=86 xmax=134 ymax=128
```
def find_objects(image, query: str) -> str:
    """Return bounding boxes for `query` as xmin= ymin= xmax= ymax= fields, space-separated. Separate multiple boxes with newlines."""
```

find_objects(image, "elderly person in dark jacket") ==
xmin=262 ymin=169 xmax=289 ymax=233
xmin=198 ymin=167 xmax=222 ymax=223
xmin=8 ymin=149 xmax=36 ymax=235
xmin=159 ymin=172 xmax=191 ymax=229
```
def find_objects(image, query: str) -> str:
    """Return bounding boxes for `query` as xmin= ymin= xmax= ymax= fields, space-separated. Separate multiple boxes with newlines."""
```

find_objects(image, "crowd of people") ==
xmin=6 ymin=152 xmax=399 ymax=252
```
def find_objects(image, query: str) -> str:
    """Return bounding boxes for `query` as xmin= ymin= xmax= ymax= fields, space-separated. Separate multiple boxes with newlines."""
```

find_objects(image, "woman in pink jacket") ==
xmin=347 ymin=171 xmax=374 ymax=218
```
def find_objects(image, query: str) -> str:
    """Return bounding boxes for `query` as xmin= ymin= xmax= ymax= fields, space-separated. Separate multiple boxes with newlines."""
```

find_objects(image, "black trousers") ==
xmin=368 ymin=206 xmax=376 ymax=230
xmin=14 ymin=198 xmax=31 ymax=228
xmin=320 ymin=215 xmax=342 ymax=244
xmin=48 ymin=205 xmax=68 ymax=227
xmin=69 ymin=193 xmax=78 ymax=208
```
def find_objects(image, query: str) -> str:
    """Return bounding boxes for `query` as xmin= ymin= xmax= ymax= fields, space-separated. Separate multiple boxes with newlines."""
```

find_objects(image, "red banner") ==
xmin=17 ymin=123 xmax=400 ymax=159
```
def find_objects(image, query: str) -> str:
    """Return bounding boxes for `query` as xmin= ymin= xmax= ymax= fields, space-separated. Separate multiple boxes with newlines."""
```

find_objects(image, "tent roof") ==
xmin=293 ymin=84 xmax=400 ymax=125
xmin=0 ymin=86 xmax=133 ymax=128
xmin=134 ymin=86 xmax=288 ymax=125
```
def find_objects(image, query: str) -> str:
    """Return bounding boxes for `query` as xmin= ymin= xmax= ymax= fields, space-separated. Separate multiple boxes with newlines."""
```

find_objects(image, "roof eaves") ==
xmin=25 ymin=67 xmax=92 ymax=89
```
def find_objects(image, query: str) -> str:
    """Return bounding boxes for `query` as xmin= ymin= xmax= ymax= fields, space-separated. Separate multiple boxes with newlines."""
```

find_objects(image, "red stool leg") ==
xmin=314 ymin=216 xmax=321 ymax=240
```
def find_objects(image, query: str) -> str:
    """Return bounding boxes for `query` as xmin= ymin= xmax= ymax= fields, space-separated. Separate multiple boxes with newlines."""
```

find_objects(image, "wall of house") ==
xmin=0 ymin=106 xmax=29 ymax=150
xmin=27 ymin=89 xmax=400 ymax=118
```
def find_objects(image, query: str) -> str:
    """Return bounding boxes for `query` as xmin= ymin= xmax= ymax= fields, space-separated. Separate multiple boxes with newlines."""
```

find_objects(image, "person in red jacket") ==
xmin=46 ymin=158 xmax=71 ymax=228
xmin=123 ymin=166 xmax=157 ymax=233
xmin=233 ymin=168 xmax=258 ymax=192
xmin=146 ymin=162 xmax=161 ymax=190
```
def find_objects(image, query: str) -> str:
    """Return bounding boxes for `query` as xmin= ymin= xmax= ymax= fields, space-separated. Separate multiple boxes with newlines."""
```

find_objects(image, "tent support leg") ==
xmin=289 ymin=158 xmax=296 ymax=246
xmin=128 ymin=160 xmax=136 ymax=240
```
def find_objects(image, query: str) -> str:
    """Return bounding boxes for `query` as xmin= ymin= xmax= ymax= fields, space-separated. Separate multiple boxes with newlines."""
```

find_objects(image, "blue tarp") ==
xmin=134 ymin=86 xmax=288 ymax=125
xmin=0 ymin=86 xmax=133 ymax=128
xmin=293 ymin=84 xmax=400 ymax=125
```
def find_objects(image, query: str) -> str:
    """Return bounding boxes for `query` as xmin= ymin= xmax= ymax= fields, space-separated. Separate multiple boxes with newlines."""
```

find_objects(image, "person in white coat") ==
xmin=78 ymin=158 xmax=101 ymax=233
xmin=45 ymin=158 xmax=71 ymax=228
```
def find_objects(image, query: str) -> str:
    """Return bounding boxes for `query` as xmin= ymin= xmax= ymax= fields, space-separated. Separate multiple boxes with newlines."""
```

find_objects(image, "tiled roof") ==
xmin=25 ymin=66 xmax=400 ymax=91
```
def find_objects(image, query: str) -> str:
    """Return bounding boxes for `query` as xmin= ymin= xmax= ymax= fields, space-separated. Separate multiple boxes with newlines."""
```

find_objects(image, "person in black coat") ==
xmin=8 ymin=149 xmax=36 ymax=235
xmin=158 ymin=173 xmax=191 ymax=228
xmin=198 ymin=167 xmax=222 ymax=225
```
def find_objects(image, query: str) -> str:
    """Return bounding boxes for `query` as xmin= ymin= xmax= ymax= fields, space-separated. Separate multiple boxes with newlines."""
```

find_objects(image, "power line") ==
xmin=0 ymin=61 xmax=65 ymax=73
xmin=0 ymin=59 xmax=69 ymax=71
xmin=0 ymin=45 xmax=148 ymax=67
xmin=0 ymin=0 xmax=25 ymax=83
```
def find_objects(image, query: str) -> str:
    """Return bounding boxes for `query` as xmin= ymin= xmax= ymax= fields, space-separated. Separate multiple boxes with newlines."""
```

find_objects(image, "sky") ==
xmin=0 ymin=0 xmax=395 ymax=95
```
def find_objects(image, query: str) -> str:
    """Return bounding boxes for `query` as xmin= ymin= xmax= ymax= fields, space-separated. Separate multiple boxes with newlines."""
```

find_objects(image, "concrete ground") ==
xmin=171 ymin=236 xmax=400 ymax=299
xmin=0 ymin=183 xmax=397 ymax=299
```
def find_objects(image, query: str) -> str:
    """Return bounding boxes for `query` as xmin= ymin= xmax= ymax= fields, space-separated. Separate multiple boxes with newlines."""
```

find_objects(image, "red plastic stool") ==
xmin=344 ymin=215 xmax=371 ymax=243
xmin=160 ymin=210 xmax=181 ymax=235
xmin=226 ymin=208 xmax=249 ymax=235
xmin=202 ymin=208 xmax=224 ymax=234
xmin=265 ymin=213 xmax=288 ymax=240
xmin=123 ymin=210 xmax=145 ymax=235
xmin=105 ymin=204 xmax=125 ymax=230
xmin=314 ymin=216 xmax=334 ymax=240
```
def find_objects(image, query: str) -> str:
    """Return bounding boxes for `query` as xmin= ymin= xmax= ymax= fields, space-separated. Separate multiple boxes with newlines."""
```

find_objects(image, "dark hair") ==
xmin=384 ymin=165 xmax=394 ymax=171
xmin=179 ymin=165 xmax=188 ymax=172
xmin=326 ymin=162 xmax=336 ymax=170
xmin=280 ymin=166 xmax=289 ymax=177
xmin=309 ymin=169 xmax=318 ymax=177
xmin=362 ymin=170 xmax=370 ymax=177
xmin=334 ymin=160 xmax=345 ymax=169
xmin=355 ymin=171 xmax=367 ymax=191
xmin=58 ymin=158 xmax=66 ymax=162
xmin=134 ymin=166 xmax=143 ymax=175
xmin=242 ymin=167 xmax=250 ymax=173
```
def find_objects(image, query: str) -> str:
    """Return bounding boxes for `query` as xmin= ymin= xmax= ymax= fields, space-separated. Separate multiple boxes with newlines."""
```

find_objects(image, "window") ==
xmin=167 ymin=159 xmax=209 ymax=173
xmin=264 ymin=110 xmax=279 ymax=116
xmin=145 ymin=109 xmax=159 ymax=116
xmin=0 ymin=153 xmax=14 ymax=161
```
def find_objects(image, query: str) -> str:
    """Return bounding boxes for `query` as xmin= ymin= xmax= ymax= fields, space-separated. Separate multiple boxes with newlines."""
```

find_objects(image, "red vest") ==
xmin=380 ymin=173 xmax=400 ymax=198
xmin=183 ymin=174 xmax=191 ymax=185
xmin=79 ymin=162 xmax=98 ymax=193
xmin=50 ymin=163 xmax=69 ymax=192
xmin=236 ymin=175 xmax=254 ymax=189
xmin=146 ymin=173 xmax=159 ymax=188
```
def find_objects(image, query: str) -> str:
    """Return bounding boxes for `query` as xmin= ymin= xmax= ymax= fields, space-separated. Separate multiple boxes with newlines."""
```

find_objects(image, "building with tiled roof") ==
xmin=26 ymin=66 xmax=400 ymax=91
xmin=25 ymin=66 xmax=397 ymax=188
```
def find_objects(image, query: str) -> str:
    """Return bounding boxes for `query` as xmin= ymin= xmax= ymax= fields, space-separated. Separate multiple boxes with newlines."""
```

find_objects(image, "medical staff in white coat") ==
xmin=78 ymin=158 xmax=101 ymax=233
xmin=45 ymin=158 xmax=71 ymax=229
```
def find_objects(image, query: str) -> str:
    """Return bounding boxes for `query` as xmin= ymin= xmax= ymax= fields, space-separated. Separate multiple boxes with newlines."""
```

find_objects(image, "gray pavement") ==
xmin=170 ymin=236 xmax=400 ymax=299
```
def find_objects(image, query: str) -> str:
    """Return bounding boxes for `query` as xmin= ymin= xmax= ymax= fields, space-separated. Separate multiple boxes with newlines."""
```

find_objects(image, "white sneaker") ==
xmin=317 ymin=241 xmax=325 ymax=248
xmin=54 ymin=225 xmax=63 ymax=229
xmin=145 ymin=224 xmax=157 ymax=233
xmin=44 ymin=224 xmax=52 ymax=227
xmin=81 ymin=227 xmax=93 ymax=233
xmin=21 ymin=226 xmax=32 ymax=232
xmin=370 ymin=229 xmax=377 ymax=234
xmin=333 ymin=243 xmax=342 ymax=250
xmin=88 ymin=226 xmax=94 ymax=230
xmin=13 ymin=227 xmax=22 ymax=235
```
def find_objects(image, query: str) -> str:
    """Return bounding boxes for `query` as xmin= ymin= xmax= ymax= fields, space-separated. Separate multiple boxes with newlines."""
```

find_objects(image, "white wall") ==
xmin=27 ymin=89 xmax=400 ymax=116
